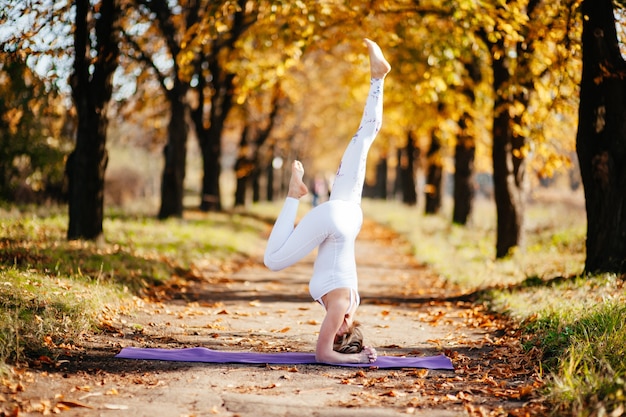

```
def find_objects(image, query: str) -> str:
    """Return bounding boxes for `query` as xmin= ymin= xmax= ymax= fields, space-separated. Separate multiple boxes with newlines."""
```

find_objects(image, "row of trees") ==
xmin=1 ymin=0 xmax=625 ymax=273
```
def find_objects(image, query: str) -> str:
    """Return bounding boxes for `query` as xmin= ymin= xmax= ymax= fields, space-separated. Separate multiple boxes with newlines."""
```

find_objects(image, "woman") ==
xmin=264 ymin=38 xmax=391 ymax=364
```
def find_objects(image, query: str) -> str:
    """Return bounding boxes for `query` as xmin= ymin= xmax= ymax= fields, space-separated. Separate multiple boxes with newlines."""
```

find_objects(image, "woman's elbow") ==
xmin=315 ymin=347 xmax=339 ymax=364
xmin=315 ymin=351 xmax=330 ymax=363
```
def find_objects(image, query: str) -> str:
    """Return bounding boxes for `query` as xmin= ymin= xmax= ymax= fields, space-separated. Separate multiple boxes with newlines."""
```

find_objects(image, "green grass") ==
xmin=0 ymin=267 xmax=117 ymax=365
xmin=361 ymin=195 xmax=626 ymax=416
xmin=361 ymin=197 xmax=587 ymax=289
xmin=534 ymin=301 xmax=626 ymax=416
xmin=0 ymin=206 xmax=270 ymax=374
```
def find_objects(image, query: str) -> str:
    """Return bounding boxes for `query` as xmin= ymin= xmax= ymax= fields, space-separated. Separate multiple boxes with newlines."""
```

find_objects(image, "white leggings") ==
xmin=264 ymin=78 xmax=385 ymax=303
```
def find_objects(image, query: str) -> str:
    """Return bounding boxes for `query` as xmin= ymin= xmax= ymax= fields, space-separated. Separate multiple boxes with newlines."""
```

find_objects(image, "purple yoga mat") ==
xmin=115 ymin=347 xmax=454 ymax=369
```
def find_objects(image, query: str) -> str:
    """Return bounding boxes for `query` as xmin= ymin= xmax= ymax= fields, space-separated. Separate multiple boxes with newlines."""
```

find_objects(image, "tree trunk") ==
xmin=491 ymin=38 xmax=528 ymax=258
xmin=577 ymin=0 xmax=626 ymax=273
xmin=373 ymin=156 xmax=388 ymax=199
xmin=196 ymin=59 xmax=239 ymax=212
xmin=200 ymin=132 xmax=223 ymax=211
xmin=424 ymin=128 xmax=443 ymax=214
xmin=67 ymin=0 xmax=118 ymax=241
xmin=252 ymin=166 xmax=261 ymax=203
xmin=158 ymin=97 xmax=188 ymax=219
xmin=196 ymin=0 xmax=248 ymax=212
xmin=452 ymin=57 xmax=481 ymax=225
xmin=266 ymin=160 xmax=274 ymax=202
xmin=234 ymin=126 xmax=251 ymax=207
xmin=234 ymin=165 xmax=248 ymax=207
xmin=147 ymin=0 xmax=197 ymax=220
xmin=193 ymin=65 xmax=234 ymax=212
xmin=453 ymin=113 xmax=476 ymax=225
xmin=234 ymin=85 xmax=282 ymax=207
xmin=396 ymin=132 xmax=418 ymax=205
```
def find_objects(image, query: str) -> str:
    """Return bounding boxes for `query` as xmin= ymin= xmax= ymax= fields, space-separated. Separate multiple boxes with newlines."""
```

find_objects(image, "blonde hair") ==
xmin=333 ymin=321 xmax=364 ymax=354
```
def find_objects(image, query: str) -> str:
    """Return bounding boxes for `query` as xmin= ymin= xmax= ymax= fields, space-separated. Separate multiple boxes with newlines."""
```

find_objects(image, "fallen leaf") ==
xmin=78 ymin=392 xmax=103 ymax=400
xmin=380 ymin=390 xmax=404 ymax=397
xmin=38 ymin=356 xmax=54 ymax=364
xmin=103 ymin=403 xmax=130 ymax=410
xmin=57 ymin=400 xmax=93 ymax=409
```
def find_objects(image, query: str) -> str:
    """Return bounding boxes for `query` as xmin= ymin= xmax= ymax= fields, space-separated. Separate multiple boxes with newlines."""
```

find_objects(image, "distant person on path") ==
xmin=310 ymin=173 xmax=329 ymax=207
xmin=264 ymin=38 xmax=391 ymax=364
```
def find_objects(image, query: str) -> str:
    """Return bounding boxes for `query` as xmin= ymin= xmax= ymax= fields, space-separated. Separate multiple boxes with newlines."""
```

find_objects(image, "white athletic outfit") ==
xmin=264 ymin=78 xmax=385 ymax=309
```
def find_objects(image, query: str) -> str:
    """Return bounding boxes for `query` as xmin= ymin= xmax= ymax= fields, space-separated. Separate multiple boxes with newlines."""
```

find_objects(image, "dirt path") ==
xmin=5 ymin=220 xmax=543 ymax=417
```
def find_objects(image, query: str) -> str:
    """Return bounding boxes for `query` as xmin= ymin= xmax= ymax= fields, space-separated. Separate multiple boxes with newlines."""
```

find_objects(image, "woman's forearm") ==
xmin=315 ymin=345 xmax=377 ymax=364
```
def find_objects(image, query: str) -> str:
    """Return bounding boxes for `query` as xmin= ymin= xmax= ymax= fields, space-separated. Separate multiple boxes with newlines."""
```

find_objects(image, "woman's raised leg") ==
xmin=329 ymin=39 xmax=391 ymax=204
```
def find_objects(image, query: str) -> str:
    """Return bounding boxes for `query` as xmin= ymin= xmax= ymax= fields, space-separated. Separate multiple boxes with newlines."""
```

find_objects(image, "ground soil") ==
xmin=2 ymin=219 xmax=545 ymax=417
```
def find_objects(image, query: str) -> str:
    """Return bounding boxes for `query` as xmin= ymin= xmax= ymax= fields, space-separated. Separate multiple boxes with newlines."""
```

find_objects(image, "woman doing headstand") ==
xmin=264 ymin=38 xmax=391 ymax=364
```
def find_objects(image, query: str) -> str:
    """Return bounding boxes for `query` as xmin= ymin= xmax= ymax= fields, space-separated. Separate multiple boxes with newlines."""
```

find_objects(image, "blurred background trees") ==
xmin=3 ymin=0 xmax=625 ymax=272
xmin=0 ymin=51 xmax=72 ymax=203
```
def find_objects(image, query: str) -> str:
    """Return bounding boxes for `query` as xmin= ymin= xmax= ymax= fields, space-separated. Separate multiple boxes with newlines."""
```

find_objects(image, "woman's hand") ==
xmin=316 ymin=346 xmax=378 ymax=364
xmin=360 ymin=346 xmax=377 ymax=363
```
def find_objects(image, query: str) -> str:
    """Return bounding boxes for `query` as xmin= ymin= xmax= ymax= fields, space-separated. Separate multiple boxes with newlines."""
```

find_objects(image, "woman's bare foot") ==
xmin=364 ymin=38 xmax=391 ymax=79
xmin=288 ymin=160 xmax=308 ymax=199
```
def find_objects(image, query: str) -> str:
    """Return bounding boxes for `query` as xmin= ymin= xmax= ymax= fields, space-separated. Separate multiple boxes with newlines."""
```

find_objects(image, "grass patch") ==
xmin=530 ymin=300 xmax=626 ymax=416
xmin=361 ymin=197 xmax=586 ymax=290
xmin=0 ymin=267 xmax=119 ymax=370
xmin=0 ymin=206 xmax=269 ymax=372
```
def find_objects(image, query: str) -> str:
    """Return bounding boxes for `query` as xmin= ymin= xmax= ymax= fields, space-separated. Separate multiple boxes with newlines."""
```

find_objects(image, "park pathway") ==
xmin=11 ymin=218 xmax=543 ymax=417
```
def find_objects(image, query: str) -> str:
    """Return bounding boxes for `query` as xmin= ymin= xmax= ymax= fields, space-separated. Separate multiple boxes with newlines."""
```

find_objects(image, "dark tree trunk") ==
xmin=490 ymin=35 xmax=529 ymax=258
xmin=234 ymin=164 xmax=249 ymax=206
xmin=252 ymin=166 xmax=261 ymax=202
xmin=425 ymin=129 xmax=443 ymax=214
xmin=67 ymin=0 xmax=118 ymax=241
xmin=452 ymin=57 xmax=481 ymax=225
xmin=200 ymin=128 xmax=224 ymax=211
xmin=192 ymin=65 xmax=234 ymax=212
xmin=396 ymin=132 xmax=418 ymax=205
xmin=234 ymin=154 xmax=257 ymax=206
xmin=233 ymin=85 xmax=282 ymax=207
xmin=147 ymin=0 xmax=197 ymax=219
xmin=486 ymin=1 xmax=540 ymax=258
xmin=373 ymin=156 xmax=388 ymax=199
xmin=453 ymin=113 xmax=476 ymax=225
xmin=196 ymin=0 xmax=249 ymax=212
xmin=158 ymin=96 xmax=188 ymax=219
xmin=577 ymin=0 xmax=626 ymax=273
xmin=234 ymin=126 xmax=251 ymax=207
xmin=266 ymin=161 xmax=274 ymax=202
xmin=491 ymin=67 xmax=526 ymax=257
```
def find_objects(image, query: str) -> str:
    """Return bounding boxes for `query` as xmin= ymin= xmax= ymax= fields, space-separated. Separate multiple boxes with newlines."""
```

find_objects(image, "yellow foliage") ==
xmin=4 ymin=108 xmax=23 ymax=134
xmin=0 ymin=0 xmax=577 ymax=191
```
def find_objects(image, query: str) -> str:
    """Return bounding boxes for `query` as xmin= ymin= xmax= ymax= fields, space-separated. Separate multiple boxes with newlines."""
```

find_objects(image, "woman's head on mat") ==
xmin=334 ymin=321 xmax=364 ymax=354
